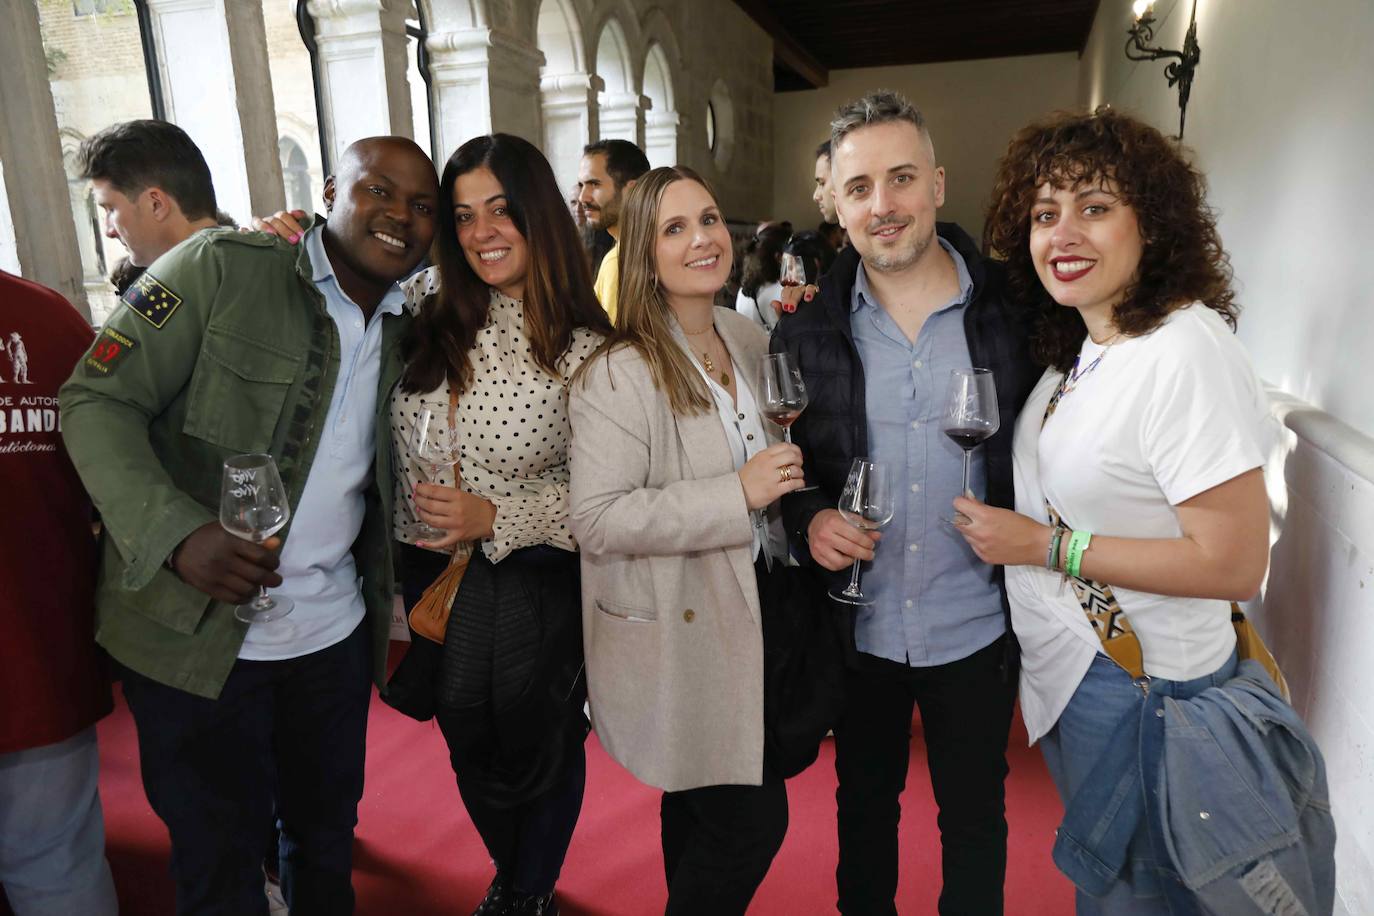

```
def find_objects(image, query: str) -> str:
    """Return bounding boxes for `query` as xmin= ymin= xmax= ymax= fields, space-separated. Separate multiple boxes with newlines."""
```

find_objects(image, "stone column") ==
xmin=540 ymin=72 xmax=601 ymax=199
xmin=426 ymin=27 xmax=544 ymax=159
xmin=597 ymin=91 xmax=649 ymax=148
xmin=644 ymin=109 xmax=682 ymax=170
xmin=0 ymin=1 xmax=89 ymax=316
xmin=305 ymin=0 xmax=415 ymax=169
xmin=143 ymin=0 xmax=285 ymax=224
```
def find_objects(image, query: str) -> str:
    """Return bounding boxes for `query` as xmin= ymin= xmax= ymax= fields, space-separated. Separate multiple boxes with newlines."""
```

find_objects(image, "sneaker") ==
xmin=472 ymin=872 xmax=512 ymax=916
xmin=509 ymin=891 xmax=558 ymax=916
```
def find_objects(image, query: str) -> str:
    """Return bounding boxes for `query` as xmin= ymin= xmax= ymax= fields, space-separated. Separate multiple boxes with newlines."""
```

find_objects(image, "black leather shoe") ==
xmin=472 ymin=872 xmax=511 ymax=916
xmin=509 ymin=891 xmax=558 ymax=916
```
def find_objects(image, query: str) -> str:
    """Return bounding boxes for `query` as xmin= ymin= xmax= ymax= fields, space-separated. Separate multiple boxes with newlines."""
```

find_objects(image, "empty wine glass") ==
xmin=221 ymin=453 xmax=293 ymax=623
xmin=829 ymin=458 xmax=896 ymax=606
xmin=941 ymin=368 xmax=999 ymax=525
xmin=758 ymin=352 xmax=808 ymax=443
xmin=408 ymin=406 xmax=459 ymax=542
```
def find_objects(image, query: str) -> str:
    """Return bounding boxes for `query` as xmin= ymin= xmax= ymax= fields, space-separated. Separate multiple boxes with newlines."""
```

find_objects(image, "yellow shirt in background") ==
xmin=593 ymin=242 xmax=620 ymax=323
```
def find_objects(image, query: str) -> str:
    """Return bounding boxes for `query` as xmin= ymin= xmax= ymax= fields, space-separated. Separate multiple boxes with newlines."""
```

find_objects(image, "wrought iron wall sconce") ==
xmin=1126 ymin=0 xmax=1201 ymax=138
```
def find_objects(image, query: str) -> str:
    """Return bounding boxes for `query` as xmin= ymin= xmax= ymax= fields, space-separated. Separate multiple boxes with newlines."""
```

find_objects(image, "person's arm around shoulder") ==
xmin=60 ymin=240 xmax=282 ymax=602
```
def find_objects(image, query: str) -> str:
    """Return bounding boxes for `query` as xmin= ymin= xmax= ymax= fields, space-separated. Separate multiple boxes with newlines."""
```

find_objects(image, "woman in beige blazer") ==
xmin=568 ymin=167 xmax=807 ymax=915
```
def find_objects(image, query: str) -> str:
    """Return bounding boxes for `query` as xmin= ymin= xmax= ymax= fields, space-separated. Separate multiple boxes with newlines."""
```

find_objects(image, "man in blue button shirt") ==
xmin=773 ymin=92 xmax=1040 ymax=915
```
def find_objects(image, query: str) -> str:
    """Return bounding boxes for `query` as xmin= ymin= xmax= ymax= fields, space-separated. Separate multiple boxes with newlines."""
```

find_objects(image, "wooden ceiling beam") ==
xmin=731 ymin=0 xmax=830 ymax=89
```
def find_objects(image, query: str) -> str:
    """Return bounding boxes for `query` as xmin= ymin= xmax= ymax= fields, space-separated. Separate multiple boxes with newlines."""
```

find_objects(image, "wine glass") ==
xmin=777 ymin=252 xmax=808 ymax=315
xmin=941 ymin=368 xmax=1000 ymax=525
xmin=408 ymin=406 xmax=459 ymax=542
xmin=758 ymin=352 xmax=808 ymax=443
xmin=220 ymin=454 xmax=293 ymax=624
xmin=829 ymin=459 xmax=896 ymax=606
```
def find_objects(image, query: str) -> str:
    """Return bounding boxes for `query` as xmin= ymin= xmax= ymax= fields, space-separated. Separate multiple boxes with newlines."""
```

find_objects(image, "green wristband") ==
xmin=1065 ymin=530 xmax=1093 ymax=579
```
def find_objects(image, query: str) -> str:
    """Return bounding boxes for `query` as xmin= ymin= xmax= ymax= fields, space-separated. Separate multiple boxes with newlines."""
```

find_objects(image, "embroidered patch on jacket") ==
xmin=123 ymin=273 xmax=182 ymax=329
xmin=83 ymin=327 xmax=138 ymax=376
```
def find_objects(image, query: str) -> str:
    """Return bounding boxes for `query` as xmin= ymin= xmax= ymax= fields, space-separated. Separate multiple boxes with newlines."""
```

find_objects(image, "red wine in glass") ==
xmin=943 ymin=427 xmax=993 ymax=451
xmin=762 ymin=407 xmax=802 ymax=429
xmin=940 ymin=369 xmax=999 ymax=523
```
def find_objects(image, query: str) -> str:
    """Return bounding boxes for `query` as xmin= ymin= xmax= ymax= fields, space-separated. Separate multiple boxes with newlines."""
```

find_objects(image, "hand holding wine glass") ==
xmin=408 ymin=406 xmax=460 ymax=542
xmin=758 ymin=352 xmax=808 ymax=443
xmin=829 ymin=459 xmax=896 ymax=605
xmin=941 ymin=368 xmax=999 ymax=525
xmin=220 ymin=453 xmax=293 ymax=623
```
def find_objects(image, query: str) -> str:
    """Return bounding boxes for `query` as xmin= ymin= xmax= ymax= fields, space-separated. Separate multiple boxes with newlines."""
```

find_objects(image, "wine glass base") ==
xmin=829 ymin=588 xmax=877 ymax=606
xmin=235 ymin=595 xmax=294 ymax=624
xmin=405 ymin=523 xmax=448 ymax=543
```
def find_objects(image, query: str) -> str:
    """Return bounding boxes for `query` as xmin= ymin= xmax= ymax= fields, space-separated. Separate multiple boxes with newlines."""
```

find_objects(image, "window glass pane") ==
xmin=264 ymin=1 xmax=326 ymax=217
xmin=37 ymin=0 xmax=154 ymax=324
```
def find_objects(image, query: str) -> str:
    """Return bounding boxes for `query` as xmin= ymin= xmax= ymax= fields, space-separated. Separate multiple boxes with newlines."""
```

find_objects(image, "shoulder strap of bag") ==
xmin=1042 ymin=373 xmax=1147 ymax=679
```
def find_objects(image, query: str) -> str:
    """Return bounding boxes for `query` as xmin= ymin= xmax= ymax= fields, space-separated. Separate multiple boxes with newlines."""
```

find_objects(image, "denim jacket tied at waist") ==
xmin=1054 ymin=659 xmax=1335 ymax=915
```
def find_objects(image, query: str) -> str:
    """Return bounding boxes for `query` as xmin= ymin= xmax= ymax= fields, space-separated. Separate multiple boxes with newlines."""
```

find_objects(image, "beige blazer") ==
xmin=568 ymin=307 xmax=775 ymax=792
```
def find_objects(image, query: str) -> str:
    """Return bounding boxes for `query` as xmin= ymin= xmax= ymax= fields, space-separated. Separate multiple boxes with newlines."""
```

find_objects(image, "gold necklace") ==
xmin=683 ymin=321 xmax=729 ymax=386
xmin=701 ymin=346 xmax=730 ymax=387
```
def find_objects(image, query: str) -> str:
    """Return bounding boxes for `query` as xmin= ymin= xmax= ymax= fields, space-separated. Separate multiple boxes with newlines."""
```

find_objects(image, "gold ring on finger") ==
xmin=779 ymin=465 xmax=793 ymax=482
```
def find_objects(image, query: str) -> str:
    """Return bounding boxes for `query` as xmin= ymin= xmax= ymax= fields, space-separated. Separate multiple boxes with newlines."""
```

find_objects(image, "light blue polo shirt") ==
xmin=239 ymin=225 xmax=405 ymax=660
xmin=849 ymin=238 xmax=1006 ymax=667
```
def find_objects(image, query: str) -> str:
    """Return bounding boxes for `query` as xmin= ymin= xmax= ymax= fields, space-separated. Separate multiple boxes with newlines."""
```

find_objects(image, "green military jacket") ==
xmin=60 ymin=219 xmax=407 ymax=699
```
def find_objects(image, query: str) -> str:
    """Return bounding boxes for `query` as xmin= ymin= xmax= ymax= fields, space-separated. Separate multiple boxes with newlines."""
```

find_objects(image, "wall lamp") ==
xmin=1126 ymin=0 xmax=1201 ymax=138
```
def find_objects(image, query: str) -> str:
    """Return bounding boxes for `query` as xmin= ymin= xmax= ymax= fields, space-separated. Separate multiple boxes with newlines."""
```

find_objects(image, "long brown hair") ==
xmin=402 ymin=134 xmax=612 ymax=394
xmin=983 ymin=108 xmax=1237 ymax=371
xmin=575 ymin=166 xmax=728 ymax=416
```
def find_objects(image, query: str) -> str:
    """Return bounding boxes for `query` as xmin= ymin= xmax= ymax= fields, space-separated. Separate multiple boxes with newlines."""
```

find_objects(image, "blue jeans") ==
xmin=1039 ymin=652 xmax=1237 ymax=915
xmin=120 ymin=620 xmax=372 ymax=916
xmin=0 ymin=728 xmax=117 ymax=916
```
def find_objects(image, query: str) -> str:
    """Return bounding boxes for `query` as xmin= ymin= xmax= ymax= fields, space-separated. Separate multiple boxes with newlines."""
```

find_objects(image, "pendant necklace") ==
xmin=684 ymin=323 xmax=730 ymax=386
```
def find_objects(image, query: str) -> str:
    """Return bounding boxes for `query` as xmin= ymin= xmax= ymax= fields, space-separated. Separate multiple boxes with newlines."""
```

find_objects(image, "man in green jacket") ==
xmin=61 ymin=135 xmax=438 ymax=916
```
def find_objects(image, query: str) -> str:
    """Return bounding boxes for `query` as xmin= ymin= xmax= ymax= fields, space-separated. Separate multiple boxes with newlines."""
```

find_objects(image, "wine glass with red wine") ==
xmin=758 ymin=352 xmax=808 ymax=443
xmin=941 ymin=368 xmax=999 ymax=524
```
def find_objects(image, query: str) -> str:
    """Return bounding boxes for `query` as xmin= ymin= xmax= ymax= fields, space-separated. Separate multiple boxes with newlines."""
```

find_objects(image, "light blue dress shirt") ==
xmin=849 ymin=238 xmax=1005 ymax=667
xmin=239 ymin=225 xmax=406 ymax=660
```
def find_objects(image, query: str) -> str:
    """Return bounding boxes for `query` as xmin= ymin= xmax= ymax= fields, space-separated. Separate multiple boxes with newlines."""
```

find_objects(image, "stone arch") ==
xmin=591 ymin=14 xmax=642 ymax=145
xmin=415 ymin=0 xmax=487 ymax=33
xmin=536 ymin=0 xmax=596 ymax=196
xmin=640 ymin=42 xmax=677 ymax=168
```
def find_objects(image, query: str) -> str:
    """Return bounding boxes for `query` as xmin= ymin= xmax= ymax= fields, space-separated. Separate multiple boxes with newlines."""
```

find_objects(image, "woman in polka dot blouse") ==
xmin=395 ymin=134 xmax=613 ymax=916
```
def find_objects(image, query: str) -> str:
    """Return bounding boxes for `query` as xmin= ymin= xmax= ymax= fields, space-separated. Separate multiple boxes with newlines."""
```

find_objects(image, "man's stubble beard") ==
xmin=862 ymin=225 xmax=933 ymax=275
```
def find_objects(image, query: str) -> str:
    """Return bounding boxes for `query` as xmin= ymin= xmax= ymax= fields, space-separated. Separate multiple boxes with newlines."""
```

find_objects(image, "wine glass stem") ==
xmin=253 ymin=586 xmax=272 ymax=610
xmin=783 ymin=427 xmax=792 ymax=444
xmin=961 ymin=449 xmax=972 ymax=498
xmin=846 ymin=556 xmax=863 ymax=594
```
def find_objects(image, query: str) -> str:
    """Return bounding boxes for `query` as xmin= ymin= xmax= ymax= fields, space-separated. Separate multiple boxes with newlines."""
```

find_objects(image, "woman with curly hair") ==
xmin=951 ymin=109 xmax=1273 ymax=912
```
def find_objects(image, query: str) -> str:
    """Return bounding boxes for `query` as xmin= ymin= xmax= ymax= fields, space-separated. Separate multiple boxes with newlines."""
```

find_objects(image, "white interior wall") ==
xmin=1079 ymin=3 xmax=1374 ymax=913
xmin=771 ymin=54 xmax=1080 ymax=242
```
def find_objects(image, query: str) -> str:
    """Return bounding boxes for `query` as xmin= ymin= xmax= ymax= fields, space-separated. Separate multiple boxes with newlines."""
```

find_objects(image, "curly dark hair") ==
xmin=983 ymin=108 xmax=1237 ymax=371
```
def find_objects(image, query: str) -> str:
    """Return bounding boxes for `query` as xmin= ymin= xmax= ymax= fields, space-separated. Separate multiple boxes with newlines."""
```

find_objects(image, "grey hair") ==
xmin=830 ymin=89 xmax=928 ymax=152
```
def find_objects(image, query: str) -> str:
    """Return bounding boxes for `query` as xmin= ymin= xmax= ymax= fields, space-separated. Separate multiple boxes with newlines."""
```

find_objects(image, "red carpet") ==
xmin=86 ymin=655 xmax=1073 ymax=915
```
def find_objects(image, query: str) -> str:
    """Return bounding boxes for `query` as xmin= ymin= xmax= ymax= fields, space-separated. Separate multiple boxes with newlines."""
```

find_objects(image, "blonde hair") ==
xmin=576 ymin=166 xmax=727 ymax=416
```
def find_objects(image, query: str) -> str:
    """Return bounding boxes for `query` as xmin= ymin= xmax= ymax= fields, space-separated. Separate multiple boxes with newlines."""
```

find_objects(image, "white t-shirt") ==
xmin=1006 ymin=304 xmax=1271 ymax=742
xmin=735 ymin=282 xmax=782 ymax=334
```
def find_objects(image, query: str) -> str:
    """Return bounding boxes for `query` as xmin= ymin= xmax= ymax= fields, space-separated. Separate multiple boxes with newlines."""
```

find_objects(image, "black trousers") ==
xmin=660 ymin=773 xmax=788 ymax=916
xmin=834 ymin=635 xmax=1016 ymax=916
xmin=120 ymin=621 xmax=372 ymax=916
xmin=401 ymin=543 xmax=587 ymax=898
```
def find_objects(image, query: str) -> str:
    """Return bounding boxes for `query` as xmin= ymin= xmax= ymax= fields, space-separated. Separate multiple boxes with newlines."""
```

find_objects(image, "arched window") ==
xmin=536 ymin=0 xmax=590 ymax=198
xmin=278 ymin=138 xmax=312 ymax=215
xmin=642 ymin=42 xmax=679 ymax=169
